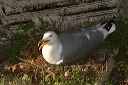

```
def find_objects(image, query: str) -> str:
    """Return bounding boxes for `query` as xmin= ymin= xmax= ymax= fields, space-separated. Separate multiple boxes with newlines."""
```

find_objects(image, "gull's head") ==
xmin=38 ymin=31 xmax=58 ymax=50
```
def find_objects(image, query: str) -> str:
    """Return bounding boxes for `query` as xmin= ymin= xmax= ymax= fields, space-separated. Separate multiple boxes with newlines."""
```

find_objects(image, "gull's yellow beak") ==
xmin=38 ymin=39 xmax=50 ymax=50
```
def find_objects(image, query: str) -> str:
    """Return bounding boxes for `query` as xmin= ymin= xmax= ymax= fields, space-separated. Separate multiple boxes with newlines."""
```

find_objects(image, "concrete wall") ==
xmin=0 ymin=0 xmax=119 ymax=56
xmin=0 ymin=0 xmax=118 ymax=29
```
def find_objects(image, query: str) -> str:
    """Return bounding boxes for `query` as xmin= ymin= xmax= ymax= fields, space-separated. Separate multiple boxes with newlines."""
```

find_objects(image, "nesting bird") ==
xmin=38 ymin=17 xmax=116 ymax=65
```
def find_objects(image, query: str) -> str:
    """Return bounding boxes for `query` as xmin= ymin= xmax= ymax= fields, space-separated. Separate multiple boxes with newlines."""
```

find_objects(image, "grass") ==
xmin=0 ymin=17 xmax=127 ymax=85
xmin=0 ymin=65 xmax=96 ymax=85
xmin=106 ymin=17 xmax=128 ymax=64
xmin=0 ymin=74 xmax=32 ymax=85
xmin=4 ymin=21 xmax=41 ymax=63
xmin=5 ymin=33 xmax=29 ymax=63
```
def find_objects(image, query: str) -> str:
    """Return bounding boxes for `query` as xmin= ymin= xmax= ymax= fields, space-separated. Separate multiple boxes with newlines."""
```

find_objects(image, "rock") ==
xmin=12 ymin=29 xmax=18 ymax=34
xmin=17 ymin=29 xmax=24 ymax=33
xmin=1 ymin=37 xmax=7 ymax=41
xmin=31 ymin=17 xmax=42 ymax=28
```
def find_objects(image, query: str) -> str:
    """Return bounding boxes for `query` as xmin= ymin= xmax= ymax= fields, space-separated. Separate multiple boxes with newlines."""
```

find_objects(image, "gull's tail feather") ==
xmin=103 ymin=16 xmax=116 ymax=34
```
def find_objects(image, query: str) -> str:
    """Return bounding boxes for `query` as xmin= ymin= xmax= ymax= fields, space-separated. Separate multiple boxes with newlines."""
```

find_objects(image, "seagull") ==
xmin=38 ymin=17 xmax=116 ymax=65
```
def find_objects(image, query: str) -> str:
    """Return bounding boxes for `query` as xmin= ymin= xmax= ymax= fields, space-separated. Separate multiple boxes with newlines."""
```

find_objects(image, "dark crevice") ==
xmin=8 ymin=21 xmax=30 ymax=26
xmin=83 ymin=0 xmax=105 ymax=3
xmin=2 ymin=7 xmax=6 ymax=15
xmin=63 ymin=7 xmax=116 ymax=16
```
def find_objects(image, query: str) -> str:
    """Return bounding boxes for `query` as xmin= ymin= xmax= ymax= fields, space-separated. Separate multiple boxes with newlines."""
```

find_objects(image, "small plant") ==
xmin=0 ymin=78 xmax=6 ymax=85
xmin=22 ymin=74 xmax=32 ymax=84
xmin=3 ymin=25 xmax=11 ymax=30
xmin=78 ymin=25 xmax=84 ymax=29
xmin=42 ymin=65 xmax=96 ymax=85
xmin=0 ymin=74 xmax=33 ymax=85
xmin=86 ymin=21 xmax=93 ymax=27
xmin=0 ymin=31 xmax=7 ymax=38
xmin=38 ymin=17 xmax=49 ymax=28
xmin=19 ymin=21 xmax=35 ymax=32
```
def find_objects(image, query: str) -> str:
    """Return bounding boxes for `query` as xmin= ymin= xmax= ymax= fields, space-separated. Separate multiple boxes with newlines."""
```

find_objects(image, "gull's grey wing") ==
xmin=58 ymin=27 xmax=105 ymax=65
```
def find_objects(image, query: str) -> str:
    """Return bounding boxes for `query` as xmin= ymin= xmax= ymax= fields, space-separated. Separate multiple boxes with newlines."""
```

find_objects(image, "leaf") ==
xmin=12 ymin=65 xmax=16 ymax=72
xmin=20 ymin=50 xmax=30 ymax=57
xmin=113 ymin=48 xmax=119 ymax=55
xmin=22 ymin=74 xmax=29 ymax=81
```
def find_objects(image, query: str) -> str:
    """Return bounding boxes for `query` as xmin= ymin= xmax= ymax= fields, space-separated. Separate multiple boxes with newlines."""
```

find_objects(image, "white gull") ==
xmin=38 ymin=17 xmax=116 ymax=65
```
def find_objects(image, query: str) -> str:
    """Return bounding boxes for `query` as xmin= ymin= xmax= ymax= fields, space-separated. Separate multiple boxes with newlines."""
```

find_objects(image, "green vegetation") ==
xmin=106 ymin=17 xmax=128 ymax=64
xmin=5 ymin=33 xmax=29 ymax=63
xmin=86 ymin=21 xmax=93 ymax=27
xmin=19 ymin=21 xmax=35 ymax=32
xmin=0 ymin=17 xmax=127 ymax=85
xmin=38 ymin=17 xmax=49 ymax=28
xmin=0 ymin=31 xmax=7 ymax=38
xmin=3 ymin=25 xmax=11 ymax=30
xmin=4 ymin=21 xmax=40 ymax=63
xmin=0 ymin=74 xmax=32 ymax=85
xmin=0 ymin=65 xmax=97 ymax=85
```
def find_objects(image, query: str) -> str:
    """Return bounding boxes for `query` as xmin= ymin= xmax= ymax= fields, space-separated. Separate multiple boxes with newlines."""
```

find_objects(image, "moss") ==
xmin=38 ymin=17 xmax=49 ymax=28
xmin=5 ymin=33 xmax=29 ymax=63
xmin=20 ymin=21 xmax=35 ymax=32
xmin=0 ymin=31 xmax=7 ymax=38
xmin=3 ymin=25 xmax=11 ymax=30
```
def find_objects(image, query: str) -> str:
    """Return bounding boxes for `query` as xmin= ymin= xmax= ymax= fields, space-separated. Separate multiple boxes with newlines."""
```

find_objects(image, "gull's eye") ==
xmin=49 ymin=35 xmax=52 ymax=37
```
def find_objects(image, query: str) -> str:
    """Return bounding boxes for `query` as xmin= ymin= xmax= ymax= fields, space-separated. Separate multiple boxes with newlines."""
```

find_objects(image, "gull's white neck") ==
xmin=42 ymin=41 xmax=62 ymax=64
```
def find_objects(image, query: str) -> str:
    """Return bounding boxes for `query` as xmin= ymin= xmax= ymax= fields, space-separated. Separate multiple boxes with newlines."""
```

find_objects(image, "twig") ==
xmin=16 ymin=56 xmax=43 ymax=68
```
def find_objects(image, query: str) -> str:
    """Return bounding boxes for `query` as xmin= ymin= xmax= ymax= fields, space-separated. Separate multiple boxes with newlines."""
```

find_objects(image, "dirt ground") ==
xmin=0 ymin=40 xmax=127 ymax=85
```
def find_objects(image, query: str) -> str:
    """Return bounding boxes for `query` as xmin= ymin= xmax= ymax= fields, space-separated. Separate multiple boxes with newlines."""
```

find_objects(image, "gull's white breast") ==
xmin=42 ymin=42 xmax=62 ymax=64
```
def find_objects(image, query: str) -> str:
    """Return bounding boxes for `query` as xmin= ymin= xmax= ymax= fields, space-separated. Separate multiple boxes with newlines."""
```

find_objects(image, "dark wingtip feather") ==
xmin=103 ymin=15 xmax=116 ymax=31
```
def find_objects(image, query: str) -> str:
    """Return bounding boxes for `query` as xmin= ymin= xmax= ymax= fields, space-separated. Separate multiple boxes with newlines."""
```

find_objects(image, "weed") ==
xmin=0 ymin=31 xmax=7 ymax=38
xmin=0 ymin=78 xmax=6 ymax=85
xmin=3 ymin=25 xmax=11 ymax=30
xmin=38 ymin=17 xmax=49 ymax=28
xmin=22 ymin=74 xmax=32 ymax=84
xmin=86 ymin=21 xmax=93 ymax=27
xmin=78 ymin=25 xmax=84 ymax=29
xmin=0 ymin=74 xmax=33 ymax=85
xmin=42 ymin=65 xmax=96 ymax=85
xmin=20 ymin=21 xmax=35 ymax=33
